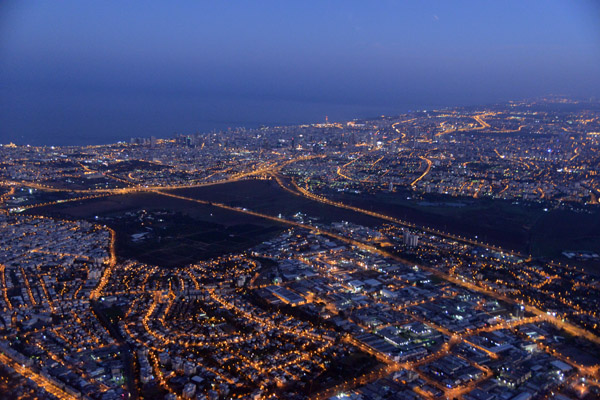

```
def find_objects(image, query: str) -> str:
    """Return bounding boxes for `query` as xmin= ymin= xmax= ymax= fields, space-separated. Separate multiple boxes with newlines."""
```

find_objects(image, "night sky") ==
xmin=1 ymin=1 xmax=599 ymax=145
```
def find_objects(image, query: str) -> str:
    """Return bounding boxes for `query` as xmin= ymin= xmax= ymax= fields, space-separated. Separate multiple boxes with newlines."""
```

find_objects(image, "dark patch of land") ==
xmin=167 ymin=179 xmax=382 ymax=227
xmin=42 ymin=176 xmax=130 ymax=190
xmin=97 ymin=160 xmax=170 ymax=173
xmin=27 ymin=192 xmax=287 ymax=267
xmin=529 ymin=209 xmax=600 ymax=269
xmin=329 ymin=190 xmax=600 ymax=272
xmin=537 ymin=322 xmax=600 ymax=367
xmin=330 ymin=190 xmax=536 ymax=253
xmin=44 ymin=160 xmax=80 ymax=169
xmin=5 ymin=188 xmax=82 ymax=208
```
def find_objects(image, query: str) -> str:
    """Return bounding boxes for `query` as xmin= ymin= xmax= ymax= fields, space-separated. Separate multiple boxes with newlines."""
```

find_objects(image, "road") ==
xmin=0 ymin=351 xmax=76 ymax=400
xmin=410 ymin=156 xmax=433 ymax=187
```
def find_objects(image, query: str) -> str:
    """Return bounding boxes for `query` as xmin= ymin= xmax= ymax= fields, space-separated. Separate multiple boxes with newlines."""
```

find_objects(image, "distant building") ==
xmin=403 ymin=230 xmax=419 ymax=247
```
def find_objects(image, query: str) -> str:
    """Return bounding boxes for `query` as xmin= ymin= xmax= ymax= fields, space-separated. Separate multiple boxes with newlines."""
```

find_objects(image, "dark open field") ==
xmin=331 ymin=191 xmax=536 ymax=253
xmin=6 ymin=188 xmax=85 ymax=208
xmin=331 ymin=190 xmax=600 ymax=272
xmin=168 ymin=179 xmax=383 ymax=227
xmin=27 ymin=192 xmax=288 ymax=267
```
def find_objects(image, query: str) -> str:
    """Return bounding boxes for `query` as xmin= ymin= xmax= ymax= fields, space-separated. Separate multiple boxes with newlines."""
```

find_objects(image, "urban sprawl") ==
xmin=0 ymin=97 xmax=599 ymax=400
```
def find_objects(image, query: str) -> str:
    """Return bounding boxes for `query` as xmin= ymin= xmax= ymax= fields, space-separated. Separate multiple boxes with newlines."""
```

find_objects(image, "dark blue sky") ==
xmin=1 ymin=1 xmax=599 ymax=145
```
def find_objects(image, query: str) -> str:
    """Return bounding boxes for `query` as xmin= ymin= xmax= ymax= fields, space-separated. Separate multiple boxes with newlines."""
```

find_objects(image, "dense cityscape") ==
xmin=0 ymin=98 xmax=599 ymax=400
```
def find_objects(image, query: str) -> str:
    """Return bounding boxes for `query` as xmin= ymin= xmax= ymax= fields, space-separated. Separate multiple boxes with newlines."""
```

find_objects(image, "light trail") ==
xmin=472 ymin=114 xmax=491 ymax=129
xmin=336 ymin=154 xmax=364 ymax=181
xmin=410 ymin=156 xmax=432 ymax=187
xmin=570 ymin=147 xmax=580 ymax=162
xmin=498 ymin=183 xmax=509 ymax=196
xmin=371 ymin=155 xmax=384 ymax=167
xmin=0 ymin=264 xmax=12 ymax=310
xmin=90 ymin=226 xmax=117 ymax=300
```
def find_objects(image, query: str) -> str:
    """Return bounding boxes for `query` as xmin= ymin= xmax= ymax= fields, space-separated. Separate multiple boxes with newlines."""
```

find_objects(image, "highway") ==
xmin=410 ymin=156 xmax=433 ymax=187
xmin=472 ymin=113 xmax=491 ymax=130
